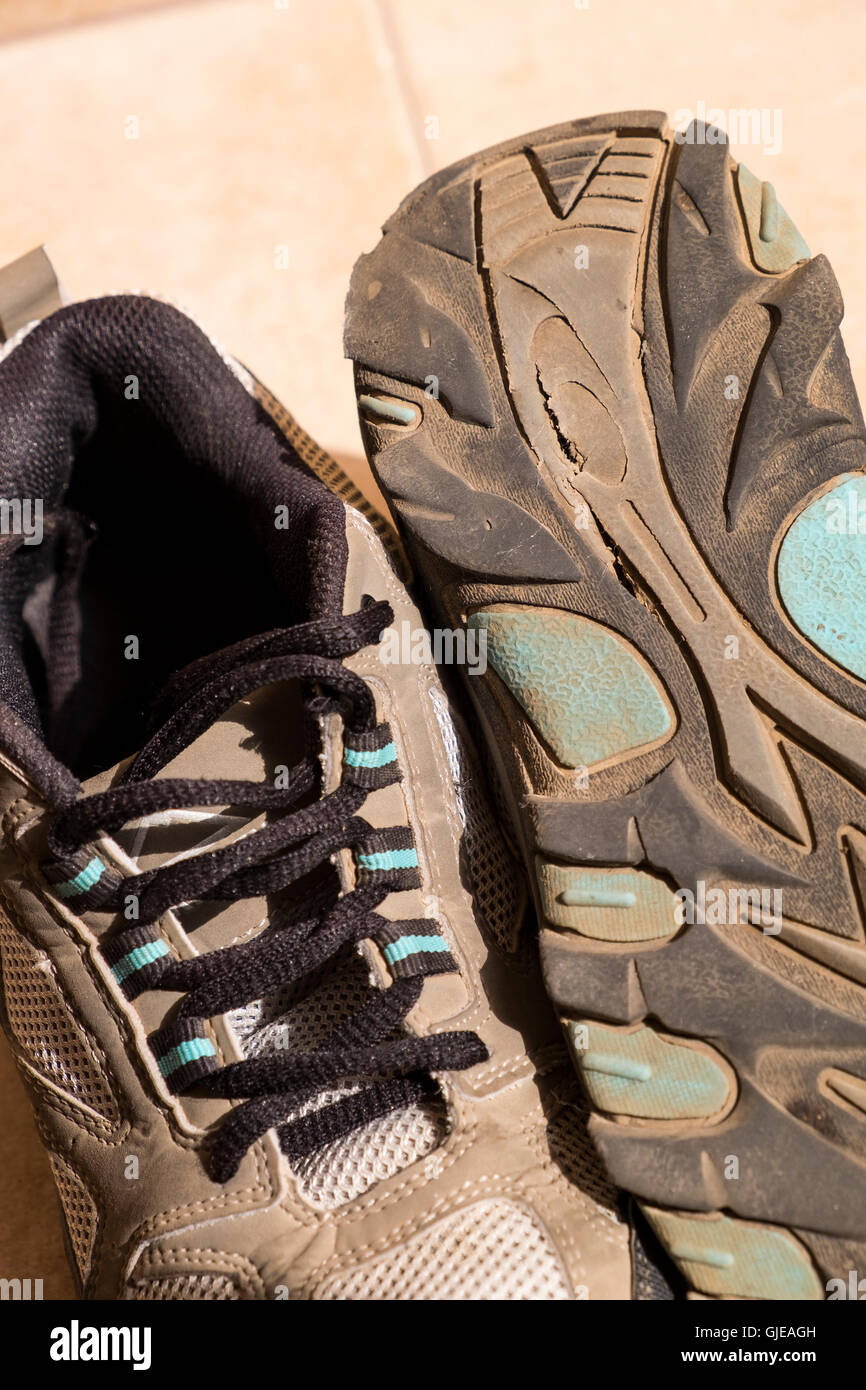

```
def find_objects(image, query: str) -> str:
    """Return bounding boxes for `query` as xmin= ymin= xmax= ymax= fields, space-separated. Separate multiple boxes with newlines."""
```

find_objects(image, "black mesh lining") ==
xmin=0 ymin=296 xmax=348 ymax=782
xmin=629 ymin=1199 xmax=686 ymax=1300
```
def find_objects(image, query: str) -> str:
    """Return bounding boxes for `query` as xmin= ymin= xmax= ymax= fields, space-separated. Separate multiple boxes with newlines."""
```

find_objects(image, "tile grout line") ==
xmin=363 ymin=0 xmax=435 ymax=181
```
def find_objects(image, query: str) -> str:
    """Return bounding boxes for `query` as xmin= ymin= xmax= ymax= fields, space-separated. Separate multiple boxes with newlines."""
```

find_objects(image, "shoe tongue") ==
xmin=82 ymin=682 xmax=306 ymax=943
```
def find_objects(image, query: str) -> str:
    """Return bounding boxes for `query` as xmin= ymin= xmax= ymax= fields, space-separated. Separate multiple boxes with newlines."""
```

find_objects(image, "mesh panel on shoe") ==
xmin=546 ymin=1099 xmax=620 ymax=1212
xmin=229 ymin=943 xmax=443 ymax=1208
xmin=228 ymin=947 xmax=373 ymax=1057
xmin=428 ymin=687 xmax=525 ymax=952
xmin=292 ymin=1098 xmax=445 ymax=1211
xmin=127 ymin=1274 xmax=239 ymax=1301
xmin=315 ymin=1198 xmax=571 ymax=1300
xmin=0 ymin=912 xmax=121 ymax=1129
xmin=47 ymin=1152 xmax=98 ymax=1284
xmin=631 ymin=1206 xmax=682 ymax=1301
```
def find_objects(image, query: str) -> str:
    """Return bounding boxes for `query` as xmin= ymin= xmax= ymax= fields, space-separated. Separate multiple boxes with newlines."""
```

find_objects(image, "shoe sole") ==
xmin=345 ymin=109 xmax=866 ymax=1300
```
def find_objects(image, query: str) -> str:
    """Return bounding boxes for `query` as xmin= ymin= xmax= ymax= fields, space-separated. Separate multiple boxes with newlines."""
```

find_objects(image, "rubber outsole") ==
xmin=344 ymin=110 xmax=866 ymax=1299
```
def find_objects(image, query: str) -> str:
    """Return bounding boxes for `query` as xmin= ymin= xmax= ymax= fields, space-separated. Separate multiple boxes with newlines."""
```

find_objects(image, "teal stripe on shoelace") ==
xmin=111 ymin=939 xmax=170 ymax=984
xmin=54 ymin=856 xmax=106 ymax=899
xmin=358 ymin=847 xmax=419 ymax=872
xmin=344 ymin=742 xmax=397 ymax=769
xmin=383 ymin=934 xmax=450 ymax=964
xmin=157 ymin=1038 xmax=216 ymax=1078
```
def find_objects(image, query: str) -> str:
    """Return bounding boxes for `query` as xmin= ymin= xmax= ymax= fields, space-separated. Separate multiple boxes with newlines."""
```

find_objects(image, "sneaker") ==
xmin=345 ymin=109 xmax=866 ymax=1301
xmin=0 ymin=270 xmax=631 ymax=1300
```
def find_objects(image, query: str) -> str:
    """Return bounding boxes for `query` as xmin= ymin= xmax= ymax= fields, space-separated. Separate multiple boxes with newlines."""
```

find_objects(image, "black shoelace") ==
xmin=47 ymin=600 xmax=487 ymax=1181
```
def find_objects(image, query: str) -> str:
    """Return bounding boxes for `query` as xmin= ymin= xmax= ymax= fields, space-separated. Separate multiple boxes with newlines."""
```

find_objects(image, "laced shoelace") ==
xmin=45 ymin=599 xmax=488 ymax=1181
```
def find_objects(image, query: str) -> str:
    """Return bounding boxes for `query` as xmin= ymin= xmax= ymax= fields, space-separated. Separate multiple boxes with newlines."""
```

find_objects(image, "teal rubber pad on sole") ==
xmin=641 ymin=1208 xmax=823 ymax=1300
xmin=737 ymin=164 xmax=810 ymax=273
xmin=536 ymin=862 xmax=680 ymax=941
xmin=468 ymin=607 xmax=674 ymax=768
xmin=567 ymin=1020 xmax=733 ymax=1121
xmin=777 ymin=473 xmax=866 ymax=681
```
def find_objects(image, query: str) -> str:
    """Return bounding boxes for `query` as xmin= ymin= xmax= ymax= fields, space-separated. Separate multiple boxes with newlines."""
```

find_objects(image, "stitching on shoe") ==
xmin=128 ymin=1244 xmax=266 ymax=1300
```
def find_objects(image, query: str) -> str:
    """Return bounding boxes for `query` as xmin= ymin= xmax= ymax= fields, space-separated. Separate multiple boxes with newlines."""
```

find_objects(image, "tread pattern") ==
xmin=345 ymin=111 xmax=866 ymax=1299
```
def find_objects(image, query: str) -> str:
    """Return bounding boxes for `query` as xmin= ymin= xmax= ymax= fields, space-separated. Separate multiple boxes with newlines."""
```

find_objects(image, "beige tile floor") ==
xmin=0 ymin=0 xmax=182 ymax=45
xmin=1 ymin=0 xmax=864 ymax=1298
